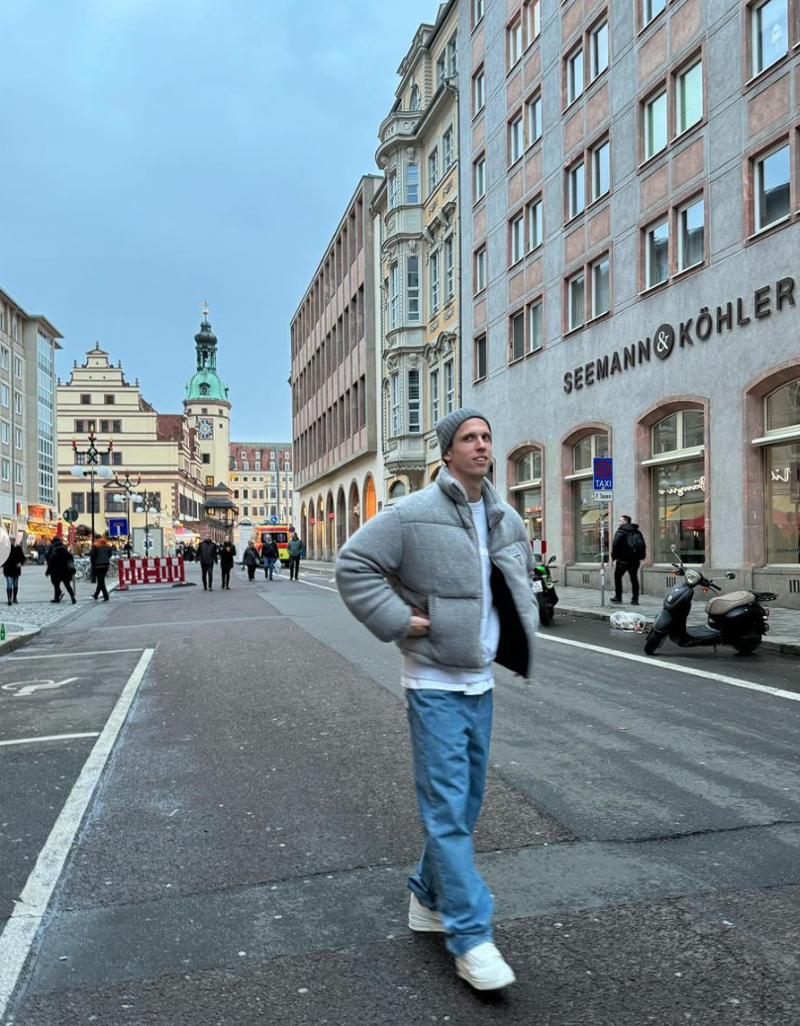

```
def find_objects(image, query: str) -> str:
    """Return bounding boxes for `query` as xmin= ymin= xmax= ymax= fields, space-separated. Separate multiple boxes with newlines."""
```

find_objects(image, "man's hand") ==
xmin=407 ymin=606 xmax=430 ymax=637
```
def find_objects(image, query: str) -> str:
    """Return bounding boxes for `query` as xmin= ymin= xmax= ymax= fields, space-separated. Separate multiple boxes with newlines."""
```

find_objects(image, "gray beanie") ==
xmin=435 ymin=407 xmax=492 ymax=456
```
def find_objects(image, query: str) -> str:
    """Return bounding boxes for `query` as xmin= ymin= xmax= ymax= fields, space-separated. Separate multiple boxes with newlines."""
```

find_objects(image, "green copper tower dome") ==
xmin=185 ymin=306 xmax=230 ymax=402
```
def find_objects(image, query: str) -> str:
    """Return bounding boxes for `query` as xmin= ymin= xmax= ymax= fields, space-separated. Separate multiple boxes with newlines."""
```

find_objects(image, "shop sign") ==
xmin=564 ymin=277 xmax=796 ymax=394
xmin=28 ymin=505 xmax=47 ymax=521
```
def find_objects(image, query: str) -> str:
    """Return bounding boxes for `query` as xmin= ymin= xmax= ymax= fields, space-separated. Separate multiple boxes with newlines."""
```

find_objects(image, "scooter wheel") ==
xmin=733 ymin=637 xmax=761 ymax=655
xmin=538 ymin=603 xmax=552 ymax=626
xmin=644 ymin=629 xmax=666 ymax=655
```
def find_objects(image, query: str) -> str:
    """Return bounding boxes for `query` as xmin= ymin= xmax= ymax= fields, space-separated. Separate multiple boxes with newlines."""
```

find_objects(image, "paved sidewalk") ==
xmin=300 ymin=559 xmax=800 ymax=657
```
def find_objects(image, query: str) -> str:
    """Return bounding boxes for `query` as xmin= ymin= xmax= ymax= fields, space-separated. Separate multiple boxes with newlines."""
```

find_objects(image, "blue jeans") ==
xmin=264 ymin=557 xmax=276 ymax=579
xmin=406 ymin=688 xmax=494 ymax=956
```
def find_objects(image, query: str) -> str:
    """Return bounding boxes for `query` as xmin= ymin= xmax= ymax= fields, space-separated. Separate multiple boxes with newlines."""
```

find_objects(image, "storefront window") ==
xmin=571 ymin=433 xmax=609 ymax=561
xmin=650 ymin=410 xmax=706 ymax=563
xmin=764 ymin=381 xmax=800 ymax=564
xmin=512 ymin=449 xmax=542 ymax=541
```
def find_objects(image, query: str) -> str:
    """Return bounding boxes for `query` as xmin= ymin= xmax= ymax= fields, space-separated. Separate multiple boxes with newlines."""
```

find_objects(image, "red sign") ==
xmin=119 ymin=556 xmax=186 ymax=586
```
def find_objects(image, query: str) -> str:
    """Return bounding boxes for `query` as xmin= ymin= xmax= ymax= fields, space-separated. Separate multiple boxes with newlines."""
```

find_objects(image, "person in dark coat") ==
xmin=198 ymin=538 xmax=218 ymax=591
xmin=287 ymin=532 xmax=303 ymax=581
xmin=46 ymin=537 xmax=76 ymax=604
xmin=90 ymin=536 xmax=113 ymax=601
xmin=219 ymin=539 xmax=236 ymax=590
xmin=610 ymin=515 xmax=646 ymax=605
xmin=262 ymin=538 xmax=279 ymax=580
xmin=35 ymin=539 xmax=47 ymax=565
xmin=242 ymin=541 xmax=259 ymax=581
xmin=3 ymin=539 xmax=24 ymax=605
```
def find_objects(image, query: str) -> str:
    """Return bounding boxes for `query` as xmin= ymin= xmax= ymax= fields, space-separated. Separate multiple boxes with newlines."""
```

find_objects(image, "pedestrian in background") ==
xmin=610 ymin=515 xmax=647 ymax=605
xmin=3 ymin=538 xmax=24 ymax=605
xmin=90 ymin=535 xmax=112 ymax=601
xmin=46 ymin=536 xmax=76 ymax=604
xmin=262 ymin=537 xmax=279 ymax=580
xmin=35 ymin=539 xmax=46 ymax=565
xmin=219 ymin=538 xmax=236 ymax=590
xmin=242 ymin=541 xmax=259 ymax=581
xmin=198 ymin=537 xmax=218 ymax=591
xmin=287 ymin=531 xmax=303 ymax=581
xmin=336 ymin=408 xmax=538 ymax=992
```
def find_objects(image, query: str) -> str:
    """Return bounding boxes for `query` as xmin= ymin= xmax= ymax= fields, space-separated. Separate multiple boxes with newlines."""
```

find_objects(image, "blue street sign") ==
xmin=108 ymin=518 xmax=128 ymax=537
xmin=593 ymin=458 xmax=613 ymax=501
xmin=269 ymin=515 xmax=278 ymax=525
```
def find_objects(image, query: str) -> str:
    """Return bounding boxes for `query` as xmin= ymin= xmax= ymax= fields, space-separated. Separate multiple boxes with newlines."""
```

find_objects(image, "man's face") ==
xmin=444 ymin=418 xmax=492 ymax=482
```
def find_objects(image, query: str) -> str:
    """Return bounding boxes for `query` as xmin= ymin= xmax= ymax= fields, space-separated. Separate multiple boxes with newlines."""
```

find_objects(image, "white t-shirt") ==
xmin=402 ymin=497 xmax=500 ymax=695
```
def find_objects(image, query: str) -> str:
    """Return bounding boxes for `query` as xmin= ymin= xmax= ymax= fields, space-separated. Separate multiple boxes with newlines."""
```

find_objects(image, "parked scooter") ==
xmin=532 ymin=554 xmax=559 ymax=626
xmin=644 ymin=546 xmax=776 ymax=656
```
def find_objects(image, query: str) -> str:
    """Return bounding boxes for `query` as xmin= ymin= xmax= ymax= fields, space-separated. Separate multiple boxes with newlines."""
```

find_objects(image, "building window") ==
xmin=474 ymin=246 xmax=487 ymax=293
xmin=444 ymin=237 xmax=455 ymax=300
xmin=407 ymin=256 xmax=420 ymax=321
xmin=389 ymin=263 xmax=400 ymax=330
xmin=526 ymin=197 xmax=543 ymax=251
xmin=409 ymin=84 xmax=420 ymax=111
xmin=510 ymin=212 xmax=524 ymax=264
xmin=406 ymin=163 xmax=419 ymax=204
xmin=589 ymin=19 xmax=608 ymax=81
xmin=512 ymin=448 xmax=543 ymax=541
xmin=644 ymin=89 xmax=668 ymax=160
xmin=390 ymin=481 xmax=407 ymax=501
xmin=13 ymin=357 xmax=22 ymax=379
xmin=678 ymin=198 xmax=705 ymax=271
xmin=644 ymin=0 xmax=666 ymax=25
xmin=428 ymin=147 xmax=440 ymax=193
xmin=14 ymin=392 xmax=21 ymax=414
xmin=79 ymin=392 xmax=90 ymax=404
xmin=590 ymin=256 xmax=610 ymax=318
xmin=436 ymin=50 xmax=447 ymax=89
xmin=474 ymin=334 xmax=487 ymax=381
xmin=444 ymin=359 xmax=455 ymax=415
xmin=0 ymin=385 xmax=8 ymax=408
xmin=509 ymin=113 xmax=523 ymax=164
xmin=676 ymin=59 xmax=703 ymax=135
xmin=1 ymin=349 xmax=9 ymax=371
xmin=473 ymin=68 xmax=485 ymax=115
xmin=447 ymin=34 xmax=458 ymax=77
xmin=430 ymin=252 xmax=441 ymax=313
xmin=645 ymin=218 xmax=670 ymax=288
xmin=509 ymin=309 xmax=525 ymax=362
xmin=443 ymin=126 xmax=454 ymax=171
xmin=571 ymin=433 xmax=610 ymax=561
xmin=408 ymin=369 xmax=421 ymax=434
xmin=430 ymin=368 xmax=440 ymax=424
xmin=524 ymin=0 xmax=541 ymax=45
xmin=473 ymin=0 xmax=484 ymax=25
xmin=591 ymin=138 xmax=610 ymax=201
xmin=0 ymin=422 xmax=7 ymax=444
xmin=755 ymin=144 xmax=790 ymax=232
xmin=388 ymin=171 xmax=398 ymax=210
xmin=566 ymin=46 xmax=584 ymax=105
xmin=508 ymin=15 xmax=523 ymax=69
xmin=763 ymin=380 xmax=800 ymax=563
xmin=526 ymin=92 xmax=542 ymax=146
xmin=568 ymin=272 xmax=585 ymax=331
xmin=568 ymin=160 xmax=586 ymax=219
xmin=650 ymin=410 xmax=706 ymax=564
xmin=751 ymin=0 xmax=788 ymax=76
xmin=527 ymin=299 xmax=543 ymax=353
xmin=474 ymin=154 xmax=486 ymax=200
xmin=391 ymin=375 xmax=400 ymax=436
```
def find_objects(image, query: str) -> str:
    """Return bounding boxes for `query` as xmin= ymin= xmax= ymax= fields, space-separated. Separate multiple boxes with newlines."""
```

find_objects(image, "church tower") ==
xmin=183 ymin=306 xmax=231 ymax=492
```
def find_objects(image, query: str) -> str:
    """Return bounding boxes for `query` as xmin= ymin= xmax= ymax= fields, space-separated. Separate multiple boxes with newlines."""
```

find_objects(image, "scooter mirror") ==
xmin=670 ymin=544 xmax=679 ymax=555
xmin=548 ymin=555 xmax=557 ymax=564
xmin=725 ymin=571 xmax=736 ymax=579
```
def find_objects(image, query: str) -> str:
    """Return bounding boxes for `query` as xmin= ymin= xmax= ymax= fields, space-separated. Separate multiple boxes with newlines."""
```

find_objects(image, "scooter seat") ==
xmin=705 ymin=590 xmax=755 ymax=616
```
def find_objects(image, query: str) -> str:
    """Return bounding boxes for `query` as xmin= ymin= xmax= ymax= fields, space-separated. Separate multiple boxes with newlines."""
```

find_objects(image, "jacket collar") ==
xmin=435 ymin=466 xmax=505 ymax=529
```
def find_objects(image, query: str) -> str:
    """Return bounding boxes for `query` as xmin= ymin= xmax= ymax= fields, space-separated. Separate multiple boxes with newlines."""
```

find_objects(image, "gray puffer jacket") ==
xmin=335 ymin=466 xmax=538 ymax=678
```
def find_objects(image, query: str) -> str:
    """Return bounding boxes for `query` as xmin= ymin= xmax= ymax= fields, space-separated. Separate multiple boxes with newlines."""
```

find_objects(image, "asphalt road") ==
xmin=1 ymin=563 xmax=799 ymax=1025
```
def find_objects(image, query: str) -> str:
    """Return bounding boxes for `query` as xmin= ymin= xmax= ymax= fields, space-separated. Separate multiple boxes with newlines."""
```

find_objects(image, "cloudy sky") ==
xmin=1 ymin=0 xmax=440 ymax=441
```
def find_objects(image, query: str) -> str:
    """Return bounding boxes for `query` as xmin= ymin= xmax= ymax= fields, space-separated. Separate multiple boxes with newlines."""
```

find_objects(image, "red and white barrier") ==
xmin=118 ymin=556 xmax=185 ymax=586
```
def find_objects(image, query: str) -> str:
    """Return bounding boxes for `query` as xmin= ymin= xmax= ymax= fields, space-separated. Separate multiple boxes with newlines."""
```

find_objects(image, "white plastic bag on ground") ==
xmin=609 ymin=610 xmax=648 ymax=632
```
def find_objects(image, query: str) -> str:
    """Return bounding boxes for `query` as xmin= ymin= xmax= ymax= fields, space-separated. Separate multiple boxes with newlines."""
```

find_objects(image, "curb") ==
xmin=556 ymin=603 xmax=799 ymax=657
xmin=0 ymin=628 xmax=41 ymax=657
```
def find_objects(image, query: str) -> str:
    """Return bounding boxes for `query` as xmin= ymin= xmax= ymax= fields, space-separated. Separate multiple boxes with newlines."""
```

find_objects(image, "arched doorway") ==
xmin=349 ymin=481 xmax=360 ymax=536
xmin=316 ymin=496 xmax=325 ymax=557
xmin=336 ymin=488 xmax=347 ymax=548
xmin=364 ymin=475 xmax=377 ymax=521
xmin=325 ymin=492 xmax=335 ymax=559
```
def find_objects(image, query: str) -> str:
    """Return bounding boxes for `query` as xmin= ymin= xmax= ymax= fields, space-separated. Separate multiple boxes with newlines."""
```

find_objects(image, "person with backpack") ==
xmin=610 ymin=515 xmax=646 ymax=605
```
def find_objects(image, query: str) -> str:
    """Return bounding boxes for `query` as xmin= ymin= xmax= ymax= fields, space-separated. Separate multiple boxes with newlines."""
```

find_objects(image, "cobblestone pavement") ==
xmin=0 ymin=564 xmax=118 ymax=636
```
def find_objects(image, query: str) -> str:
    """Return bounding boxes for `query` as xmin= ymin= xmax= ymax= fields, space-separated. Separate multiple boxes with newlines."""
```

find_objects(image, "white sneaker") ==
xmin=455 ymin=942 xmax=516 ymax=991
xmin=408 ymin=893 xmax=445 ymax=933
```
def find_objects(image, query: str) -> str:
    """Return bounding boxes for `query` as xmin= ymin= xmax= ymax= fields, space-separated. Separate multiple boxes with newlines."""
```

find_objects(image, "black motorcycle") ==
xmin=532 ymin=554 xmax=559 ymax=626
xmin=644 ymin=547 xmax=776 ymax=656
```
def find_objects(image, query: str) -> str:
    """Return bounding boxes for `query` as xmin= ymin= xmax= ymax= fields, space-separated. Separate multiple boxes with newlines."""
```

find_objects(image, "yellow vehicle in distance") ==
xmin=249 ymin=523 xmax=291 ymax=565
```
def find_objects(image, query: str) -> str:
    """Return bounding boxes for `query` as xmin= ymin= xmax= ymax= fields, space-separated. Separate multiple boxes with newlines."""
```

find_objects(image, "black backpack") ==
xmin=628 ymin=530 xmax=647 ymax=561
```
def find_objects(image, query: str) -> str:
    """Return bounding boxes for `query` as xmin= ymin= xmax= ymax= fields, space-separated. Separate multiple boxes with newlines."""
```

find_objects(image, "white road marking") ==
xmin=6 ymin=648 xmax=145 ymax=660
xmin=0 ymin=732 xmax=101 ymax=748
xmin=0 ymin=647 xmax=155 ymax=1020
xmin=296 ymin=579 xmax=338 ymax=593
xmin=537 ymin=634 xmax=800 ymax=703
xmin=2 ymin=677 xmax=78 ymax=698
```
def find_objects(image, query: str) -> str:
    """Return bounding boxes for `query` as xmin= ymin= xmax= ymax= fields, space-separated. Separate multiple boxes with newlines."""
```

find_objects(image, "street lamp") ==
xmin=112 ymin=471 xmax=142 ymax=555
xmin=134 ymin=491 xmax=160 ymax=555
xmin=71 ymin=430 xmax=114 ymax=541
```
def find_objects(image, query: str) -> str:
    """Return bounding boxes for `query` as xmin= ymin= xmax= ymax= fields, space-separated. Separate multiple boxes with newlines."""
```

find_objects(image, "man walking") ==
xmin=610 ymin=515 xmax=646 ymax=605
xmin=45 ymin=536 xmax=76 ymax=604
xmin=262 ymin=537 xmax=279 ymax=580
xmin=336 ymin=409 xmax=538 ymax=991
xmin=198 ymin=537 xmax=218 ymax=591
xmin=90 ymin=535 xmax=112 ymax=601
xmin=287 ymin=531 xmax=303 ymax=581
xmin=242 ymin=541 xmax=259 ymax=581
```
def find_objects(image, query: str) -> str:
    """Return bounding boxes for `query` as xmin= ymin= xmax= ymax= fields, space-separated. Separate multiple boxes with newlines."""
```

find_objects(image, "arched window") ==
xmin=762 ymin=379 xmax=800 ymax=564
xmin=510 ymin=448 xmax=542 ymax=541
xmin=647 ymin=410 xmax=705 ymax=563
xmin=569 ymin=433 xmax=609 ymax=562
xmin=390 ymin=480 xmax=407 ymax=500
xmin=409 ymin=84 xmax=421 ymax=111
